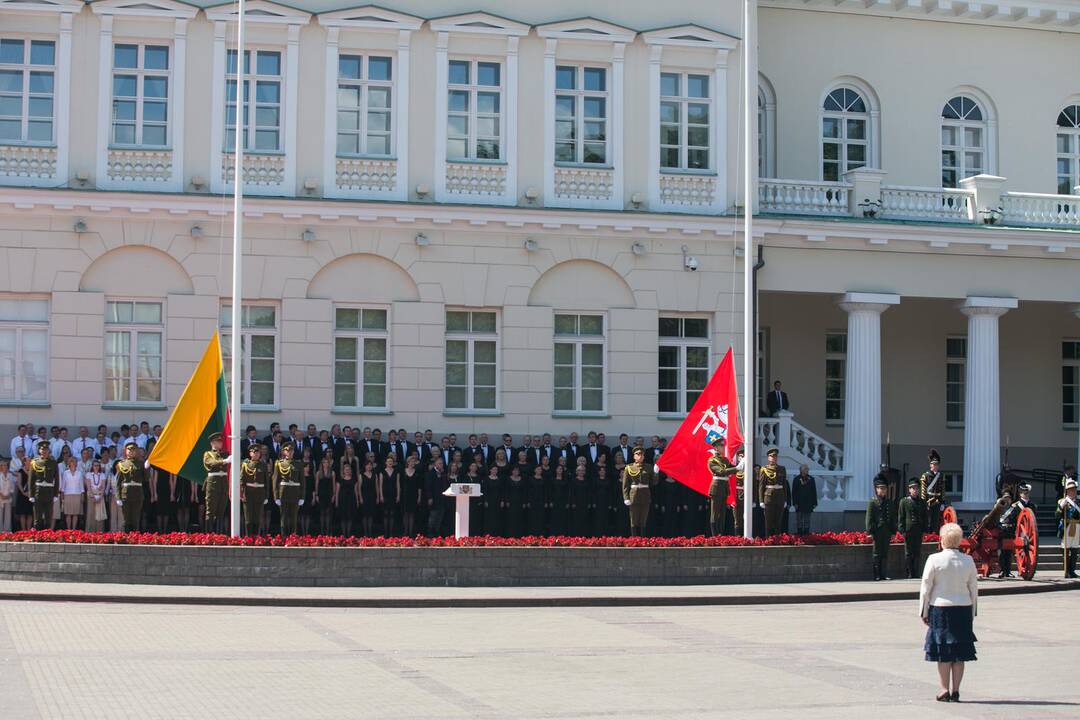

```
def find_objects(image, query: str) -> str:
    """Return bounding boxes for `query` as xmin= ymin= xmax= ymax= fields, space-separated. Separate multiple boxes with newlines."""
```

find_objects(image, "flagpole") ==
xmin=741 ymin=0 xmax=756 ymax=540
xmin=229 ymin=0 xmax=246 ymax=539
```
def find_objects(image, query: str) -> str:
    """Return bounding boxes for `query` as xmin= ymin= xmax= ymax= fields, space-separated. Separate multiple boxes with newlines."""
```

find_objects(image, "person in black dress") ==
xmin=400 ymin=455 xmax=422 ymax=537
xmin=592 ymin=464 xmax=614 ymax=537
xmin=153 ymin=466 xmax=172 ymax=532
xmin=484 ymin=464 xmax=504 ymax=537
xmin=299 ymin=447 xmax=315 ymax=535
xmin=526 ymin=464 xmax=546 ymax=536
xmin=314 ymin=456 xmax=335 ymax=535
xmin=378 ymin=455 xmax=399 ymax=536
xmin=358 ymin=458 xmax=377 ymax=537
xmin=464 ymin=461 xmax=483 ymax=535
xmin=13 ymin=450 xmax=33 ymax=530
xmin=504 ymin=466 xmax=526 ymax=538
xmin=569 ymin=465 xmax=592 ymax=536
xmin=548 ymin=465 xmax=569 ymax=536
xmin=424 ymin=457 xmax=446 ymax=536
xmin=334 ymin=462 xmax=358 ymax=537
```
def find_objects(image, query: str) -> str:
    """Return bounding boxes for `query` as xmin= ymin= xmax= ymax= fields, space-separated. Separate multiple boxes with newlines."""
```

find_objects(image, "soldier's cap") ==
xmin=1019 ymin=483 xmax=1031 ymax=492
xmin=874 ymin=478 xmax=888 ymax=488
xmin=766 ymin=448 xmax=779 ymax=457
xmin=36 ymin=440 xmax=50 ymax=450
xmin=928 ymin=448 xmax=941 ymax=463
xmin=208 ymin=432 xmax=224 ymax=443
xmin=1066 ymin=479 xmax=1078 ymax=491
xmin=248 ymin=443 xmax=264 ymax=453
xmin=710 ymin=437 xmax=725 ymax=448
xmin=880 ymin=463 xmax=889 ymax=470
xmin=632 ymin=445 xmax=645 ymax=455
xmin=907 ymin=479 xmax=919 ymax=488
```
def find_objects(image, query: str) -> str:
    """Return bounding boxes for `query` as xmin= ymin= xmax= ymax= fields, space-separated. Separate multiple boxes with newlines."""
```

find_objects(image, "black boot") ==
xmin=1068 ymin=550 xmax=1079 ymax=579
xmin=872 ymin=560 xmax=881 ymax=581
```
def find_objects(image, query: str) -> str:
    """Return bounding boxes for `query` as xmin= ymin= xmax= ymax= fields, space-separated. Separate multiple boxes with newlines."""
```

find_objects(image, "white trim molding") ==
xmin=317 ymin=6 xmax=422 ymax=202
xmin=643 ymin=26 xmax=738 ymax=215
xmin=430 ymin=12 xmax=529 ymax=206
xmin=537 ymin=19 xmax=636 ymax=211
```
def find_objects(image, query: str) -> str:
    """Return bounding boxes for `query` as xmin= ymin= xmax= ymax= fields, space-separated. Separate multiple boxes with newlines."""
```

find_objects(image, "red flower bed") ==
xmin=0 ymin=529 xmax=937 ymax=548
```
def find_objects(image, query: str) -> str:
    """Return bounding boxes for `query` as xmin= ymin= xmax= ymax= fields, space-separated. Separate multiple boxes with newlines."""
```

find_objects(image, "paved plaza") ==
xmin=0 ymin=590 xmax=1077 ymax=719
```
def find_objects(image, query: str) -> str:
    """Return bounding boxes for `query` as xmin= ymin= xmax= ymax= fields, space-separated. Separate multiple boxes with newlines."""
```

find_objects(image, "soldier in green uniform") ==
xmin=728 ymin=447 xmax=747 ymax=536
xmin=897 ymin=479 xmax=927 ymax=578
xmin=757 ymin=448 xmax=790 ymax=537
xmin=273 ymin=444 xmax=303 ymax=536
xmin=240 ymin=442 xmax=269 ymax=536
xmin=919 ymin=449 xmax=946 ymax=532
xmin=707 ymin=439 xmax=741 ymax=536
xmin=114 ymin=442 xmax=147 ymax=532
xmin=203 ymin=432 xmax=231 ymax=533
xmin=621 ymin=447 xmax=656 ymax=537
xmin=865 ymin=476 xmax=896 ymax=581
xmin=27 ymin=440 xmax=58 ymax=530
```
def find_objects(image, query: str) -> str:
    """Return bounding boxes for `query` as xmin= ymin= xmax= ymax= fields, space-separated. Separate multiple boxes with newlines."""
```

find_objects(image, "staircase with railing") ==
xmin=755 ymin=411 xmax=852 ymax=505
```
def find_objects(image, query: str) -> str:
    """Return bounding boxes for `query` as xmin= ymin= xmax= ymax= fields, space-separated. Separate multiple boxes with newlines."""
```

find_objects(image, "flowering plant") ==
xmin=0 ymin=529 xmax=937 ymax=548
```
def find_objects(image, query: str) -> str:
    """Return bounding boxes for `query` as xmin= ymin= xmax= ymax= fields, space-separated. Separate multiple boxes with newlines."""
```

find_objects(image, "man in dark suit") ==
xmin=261 ymin=422 xmax=280 ymax=450
xmin=614 ymin=433 xmax=633 ymax=466
xmin=476 ymin=433 xmax=495 ymax=466
xmin=370 ymin=428 xmax=388 ymax=465
xmin=386 ymin=430 xmax=408 ymax=467
xmin=240 ymin=425 xmax=260 ymax=458
xmin=302 ymin=423 xmax=320 ymax=459
xmin=266 ymin=430 xmax=285 ymax=461
xmin=446 ymin=433 xmax=462 ymax=461
xmin=540 ymin=433 xmax=556 ymax=465
xmin=765 ymin=380 xmax=790 ymax=416
xmin=564 ymin=432 xmax=581 ymax=463
xmin=499 ymin=434 xmax=516 ymax=463
xmin=582 ymin=431 xmax=602 ymax=469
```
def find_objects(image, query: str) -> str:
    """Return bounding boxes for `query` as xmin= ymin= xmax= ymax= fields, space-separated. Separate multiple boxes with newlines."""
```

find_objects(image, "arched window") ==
xmin=821 ymin=87 xmax=867 ymax=181
xmin=941 ymin=96 xmax=986 ymax=188
xmin=1057 ymin=105 xmax=1080 ymax=195
xmin=758 ymin=76 xmax=776 ymax=179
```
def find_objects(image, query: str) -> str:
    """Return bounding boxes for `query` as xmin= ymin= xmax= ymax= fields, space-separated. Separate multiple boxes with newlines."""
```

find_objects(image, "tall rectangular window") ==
xmin=445 ymin=310 xmax=498 ymax=411
xmin=554 ymin=314 xmax=605 ymax=414
xmin=220 ymin=304 xmax=277 ymax=407
xmin=946 ymin=336 xmax=966 ymax=426
xmin=225 ymin=49 xmax=281 ymax=152
xmin=0 ymin=298 xmax=48 ymax=403
xmin=555 ymin=65 xmax=607 ymax=165
xmin=825 ymin=331 xmax=846 ymax=423
xmin=1063 ymin=340 xmax=1080 ymax=426
xmin=336 ymin=54 xmax=392 ymax=157
xmin=111 ymin=43 xmax=169 ymax=147
xmin=104 ymin=301 xmax=163 ymax=404
xmin=658 ymin=317 xmax=709 ymax=415
xmin=446 ymin=59 xmax=501 ymax=161
xmin=660 ymin=71 xmax=710 ymax=170
xmin=334 ymin=307 xmax=388 ymax=409
xmin=0 ymin=38 xmax=55 ymax=144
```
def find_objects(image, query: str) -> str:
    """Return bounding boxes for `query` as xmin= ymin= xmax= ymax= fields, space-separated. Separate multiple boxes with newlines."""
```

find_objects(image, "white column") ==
xmin=171 ymin=18 xmax=187 ymax=192
xmin=55 ymin=11 xmax=73 ymax=185
xmin=960 ymin=296 xmax=1017 ymax=505
xmin=208 ymin=21 xmax=226 ymax=194
xmin=541 ymin=38 xmax=556 ymax=204
xmin=837 ymin=292 xmax=900 ymax=502
xmin=394 ymin=29 xmax=411 ymax=202
xmin=282 ymin=23 xmax=300 ymax=196
xmin=503 ymin=35 xmax=519 ymax=206
xmin=321 ymin=26 xmax=339 ymax=198
xmin=432 ymin=32 xmax=448 ymax=200
xmin=94 ymin=14 xmax=113 ymax=187
xmin=646 ymin=44 xmax=662 ymax=210
xmin=610 ymin=42 xmax=625 ymax=210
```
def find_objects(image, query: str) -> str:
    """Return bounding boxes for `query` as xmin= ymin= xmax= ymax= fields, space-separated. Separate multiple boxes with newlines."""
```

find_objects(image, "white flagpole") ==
xmin=741 ymin=0 xmax=756 ymax=540
xmin=229 ymin=0 xmax=246 ymax=539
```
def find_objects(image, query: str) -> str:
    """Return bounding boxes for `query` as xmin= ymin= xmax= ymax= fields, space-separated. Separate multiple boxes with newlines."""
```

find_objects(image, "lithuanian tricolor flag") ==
xmin=148 ymin=332 xmax=231 ymax=484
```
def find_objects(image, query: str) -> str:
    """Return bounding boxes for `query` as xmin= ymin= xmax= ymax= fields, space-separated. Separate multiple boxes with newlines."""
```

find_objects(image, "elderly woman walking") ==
xmin=919 ymin=522 xmax=978 ymax=702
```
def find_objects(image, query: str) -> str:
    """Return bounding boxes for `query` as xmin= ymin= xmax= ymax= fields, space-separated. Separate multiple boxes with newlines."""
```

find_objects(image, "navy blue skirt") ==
xmin=924 ymin=605 xmax=977 ymax=662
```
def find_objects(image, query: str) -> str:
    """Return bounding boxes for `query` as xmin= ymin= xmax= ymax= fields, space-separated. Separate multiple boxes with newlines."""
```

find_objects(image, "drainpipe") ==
xmin=752 ymin=244 xmax=765 ymax=433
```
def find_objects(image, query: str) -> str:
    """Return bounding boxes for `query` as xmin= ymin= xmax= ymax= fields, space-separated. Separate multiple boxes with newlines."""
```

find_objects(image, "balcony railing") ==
xmin=759 ymin=178 xmax=850 ymax=216
xmin=1001 ymin=191 xmax=1080 ymax=227
xmin=880 ymin=185 xmax=973 ymax=222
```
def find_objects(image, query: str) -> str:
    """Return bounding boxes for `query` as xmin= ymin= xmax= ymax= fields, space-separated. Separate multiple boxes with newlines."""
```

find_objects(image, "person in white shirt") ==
xmin=0 ymin=458 xmax=15 ymax=532
xmin=71 ymin=427 xmax=98 ymax=459
xmin=59 ymin=456 xmax=84 ymax=530
xmin=919 ymin=522 xmax=978 ymax=703
xmin=49 ymin=428 xmax=71 ymax=462
xmin=78 ymin=447 xmax=95 ymax=475
xmin=9 ymin=424 xmax=33 ymax=460
xmin=84 ymin=459 xmax=108 ymax=532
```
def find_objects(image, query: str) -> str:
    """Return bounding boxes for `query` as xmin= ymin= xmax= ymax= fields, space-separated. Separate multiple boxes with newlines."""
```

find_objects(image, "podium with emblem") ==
xmin=442 ymin=482 xmax=483 ymax=538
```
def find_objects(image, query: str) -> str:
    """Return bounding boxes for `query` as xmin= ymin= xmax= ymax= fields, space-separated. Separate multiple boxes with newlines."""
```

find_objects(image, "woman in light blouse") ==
xmin=59 ymin=456 xmax=84 ymax=530
xmin=84 ymin=459 xmax=108 ymax=532
xmin=919 ymin=522 xmax=978 ymax=702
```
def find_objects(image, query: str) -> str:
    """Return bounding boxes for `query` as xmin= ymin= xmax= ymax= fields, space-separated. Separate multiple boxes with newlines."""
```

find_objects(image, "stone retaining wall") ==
xmin=0 ymin=542 xmax=938 ymax=587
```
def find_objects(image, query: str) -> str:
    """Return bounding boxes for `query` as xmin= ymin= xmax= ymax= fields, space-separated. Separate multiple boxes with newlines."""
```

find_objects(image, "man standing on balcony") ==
xmin=758 ymin=448 xmax=790 ymax=537
xmin=765 ymin=380 xmax=790 ymax=417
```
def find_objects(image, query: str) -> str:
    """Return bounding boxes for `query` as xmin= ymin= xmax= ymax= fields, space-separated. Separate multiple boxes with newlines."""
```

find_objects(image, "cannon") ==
xmin=941 ymin=498 xmax=1039 ymax=580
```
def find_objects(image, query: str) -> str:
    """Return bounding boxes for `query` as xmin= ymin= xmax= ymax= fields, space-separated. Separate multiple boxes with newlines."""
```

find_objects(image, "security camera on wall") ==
xmin=684 ymin=255 xmax=699 ymax=271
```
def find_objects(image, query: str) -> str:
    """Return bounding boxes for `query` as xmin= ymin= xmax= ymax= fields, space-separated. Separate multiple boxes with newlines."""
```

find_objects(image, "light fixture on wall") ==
xmin=631 ymin=242 xmax=646 ymax=256
xmin=301 ymin=229 xmax=316 ymax=242
xmin=74 ymin=170 xmax=89 ymax=187
xmin=190 ymin=225 xmax=204 ymax=238
xmin=303 ymin=177 xmax=319 ymax=194
xmin=630 ymin=192 xmax=645 ymax=209
xmin=681 ymin=244 xmax=699 ymax=272
xmin=190 ymin=175 xmax=206 ymax=190
xmin=415 ymin=232 xmax=430 ymax=247
xmin=523 ymin=187 xmax=539 ymax=204
xmin=73 ymin=219 xmax=87 ymax=233
xmin=415 ymin=183 xmax=431 ymax=198
xmin=523 ymin=237 xmax=539 ymax=252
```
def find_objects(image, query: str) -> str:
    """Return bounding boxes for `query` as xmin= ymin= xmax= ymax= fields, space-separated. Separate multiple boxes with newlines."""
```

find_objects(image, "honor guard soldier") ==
xmin=1057 ymin=478 xmax=1080 ymax=578
xmin=729 ymin=447 xmax=748 ymax=536
xmin=707 ymin=438 xmax=739 ymax=536
xmin=273 ymin=444 xmax=304 ymax=536
xmin=865 ymin=476 xmax=896 ymax=581
xmin=240 ymin=443 xmax=269 ymax=536
xmin=114 ymin=443 xmax=147 ymax=532
xmin=757 ymin=448 xmax=789 ymax=537
xmin=920 ymin=449 xmax=946 ymax=532
xmin=897 ymin=479 xmax=928 ymax=578
xmin=27 ymin=440 xmax=59 ymax=530
xmin=998 ymin=483 xmax=1036 ymax=578
xmin=621 ymin=447 xmax=656 ymax=537
xmin=203 ymin=432 xmax=231 ymax=533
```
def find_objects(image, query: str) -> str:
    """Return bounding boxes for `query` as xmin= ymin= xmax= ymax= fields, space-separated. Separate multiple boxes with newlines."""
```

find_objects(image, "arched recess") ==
xmin=758 ymin=72 xmax=777 ymax=179
xmin=79 ymin=246 xmax=194 ymax=295
xmin=527 ymin=259 xmax=636 ymax=309
xmin=819 ymin=75 xmax=882 ymax=176
xmin=307 ymin=253 xmax=420 ymax=302
xmin=941 ymin=85 xmax=999 ymax=179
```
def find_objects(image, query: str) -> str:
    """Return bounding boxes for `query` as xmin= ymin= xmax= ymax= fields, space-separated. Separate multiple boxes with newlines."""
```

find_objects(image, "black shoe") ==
xmin=935 ymin=691 xmax=951 ymax=702
xmin=950 ymin=691 xmax=960 ymax=703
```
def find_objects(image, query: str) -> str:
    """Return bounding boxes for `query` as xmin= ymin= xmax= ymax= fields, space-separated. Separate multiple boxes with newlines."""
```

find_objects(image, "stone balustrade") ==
xmin=0 ymin=144 xmax=58 ymax=182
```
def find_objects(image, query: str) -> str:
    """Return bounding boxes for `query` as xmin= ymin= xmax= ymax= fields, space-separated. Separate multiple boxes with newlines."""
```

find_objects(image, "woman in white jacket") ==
xmin=919 ymin=522 xmax=978 ymax=702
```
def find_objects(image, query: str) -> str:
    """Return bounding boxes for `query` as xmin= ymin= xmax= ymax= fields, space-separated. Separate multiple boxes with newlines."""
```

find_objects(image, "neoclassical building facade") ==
xmin=1 ymin=0 xmax=1079 ymax=524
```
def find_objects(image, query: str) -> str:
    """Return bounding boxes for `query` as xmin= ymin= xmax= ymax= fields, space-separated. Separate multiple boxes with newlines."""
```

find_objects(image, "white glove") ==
xmin=624 ymin=499 xmax=632 ymax=506
xmin=144 ymin=460 xmax=151 ymax=469
xmin=275 ymin=499 xmax=282 ymax=506
xmin=263 ymin=499 xmax=268 ymax=505
xmin=653 ymin=464 xmax=660 ymax=474
xmin=29 ymin=497 xmax=35 ymax=503
xmin=223 ymin=456 xmax=233 ymax=465
xmin=116 ymin=500 xmax=123 ymax=507
xmin=298 ymin=499 xmax=304 ymax=506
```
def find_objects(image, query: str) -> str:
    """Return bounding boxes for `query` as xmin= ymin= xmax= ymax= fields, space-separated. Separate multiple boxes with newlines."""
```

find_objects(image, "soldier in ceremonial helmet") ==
xmin=1057 ymin=478 xmax=1080 ymax=578
xmin=897 ymin=479 xmax=928 ymax=578
xmin=621 ymin=447 xmax=656 ymax=537
xmin=273 ymin=443 xmax=304 ymax=536
xmin=27 ymin=440 xmax=59 ymax=530
xmin=240 ymin=442 xmax=269 ymax=536
xmin=866 ymin=475 xmax=896 ymax=581
xmin=757 ymin=448 xmax=789 ymax=537
xmin=114 ymin=442 xmax=147 ymax=532
xmin=998 ymin=483 xmax=1036 ymax=578
xmin=203 ymin=432 xmax=231 ymax=533
xmin=920 ymin=449 xmax=946 ymax=532
xmin=728 ymin=446 xmax=748 ymax=536
xmin=707 ymin=437 xmax=741 ymax=536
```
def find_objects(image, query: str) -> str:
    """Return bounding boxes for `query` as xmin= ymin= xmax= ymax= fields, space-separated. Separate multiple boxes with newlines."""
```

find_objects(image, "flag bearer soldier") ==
xmin=897 ymin=479 xmax=928 ymax=578
xmin=757 ymin=448 xmax=789 ymax=537
xmin=1057 ymin=478 xmax=1080 ymax=578
xmin=203 ymin=432 xmax=231 ymax=533
xmin=865 ymin=477 xmax=896 ymax=581
xmin=920 ymin=449 xmax=946 ymax=532
xmin=998 ymin=483 xmax=1035 ymax=578
xmin=729 ymin=447 xmax=748 ymax=536
xmin=113 ymin=443 xmax=147 ymax=532
xmin=273 ymin=444 xmax=304 ymax=536
xmin=707 ymin=438 xmax=739 ymax=536
xmin=621 ymin=447 xmax=656 ymax=537
xmin=240 ymin=443 xmax=269 ymax=536
xmin=27 ymin=440 xmax=59 ymax=530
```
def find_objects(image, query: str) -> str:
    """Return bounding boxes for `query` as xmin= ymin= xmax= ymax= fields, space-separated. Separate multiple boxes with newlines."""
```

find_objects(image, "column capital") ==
xmin=958 ymin=296 xmax=1017 ymax=318
xmin=836 ymin=292 xmax=900 ymax=314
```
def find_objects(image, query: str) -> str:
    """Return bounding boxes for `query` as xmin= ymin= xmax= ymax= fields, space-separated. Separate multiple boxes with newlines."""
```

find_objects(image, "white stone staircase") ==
xmin=755 ymin=411 xmax=853 ymax=504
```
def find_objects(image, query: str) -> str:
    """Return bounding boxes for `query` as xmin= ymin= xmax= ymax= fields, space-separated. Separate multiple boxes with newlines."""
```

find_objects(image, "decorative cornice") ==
xmin=535 ymin=17 xmax=637 ymax=44
xmin=316 ymin=5 xmax=422 ymax=32
xmin=88 ymin=0 xmax=199 ymax=20
xmin=428 ymin=11 xmax=530 ymax=37
xmin=0 ymin=0 xmax=82 ymax=15
xmin=205 ymin=0 xmax=310 ymax=25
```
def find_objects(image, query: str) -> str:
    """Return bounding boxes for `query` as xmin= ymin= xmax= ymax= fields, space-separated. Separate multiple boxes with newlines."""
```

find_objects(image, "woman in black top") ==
xmin=465 ymin=461 xmax=483 ymax=535
xmin=484 ymin=465 xmax=504 ymax=537
xmin=513 ymin=450 xmax=531 ymax=482
xmin=335 ymin=462 xmax=358 ymax=537
xmin=314 ymin=456 xmax=335 ymax=535
xmin=358 ymin=458 xmax=377 ymax=537
xmin=569 ymin=465 xmax=592 ymax=536
xmin=504 ymin=466 xmax=526 ymax=538
xmin=549 ymin=465 xmax=569 ymax=536
xmin=378 ymin=455 xmax=399 ymax=536
xmin=527 ymin=464 xmax=547 ymax=536
xmin=400 ymin=455 xmax=422 ymax=537
xmin=13 ymin=452 xmax=32 ymax=531
xmin=592 ymin=465 xmax=614 ymax=537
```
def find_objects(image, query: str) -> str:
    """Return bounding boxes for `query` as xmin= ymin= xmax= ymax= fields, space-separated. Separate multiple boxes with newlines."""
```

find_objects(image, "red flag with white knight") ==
xmin=657 ymin=348 xmax=744 ymax=496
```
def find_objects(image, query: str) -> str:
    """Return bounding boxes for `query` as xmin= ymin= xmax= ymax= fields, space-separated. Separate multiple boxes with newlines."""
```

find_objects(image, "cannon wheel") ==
xmin=1014 ymin=507 xmax=1039 ymax=581
xmin=942 ymin=506 xmax=957 ymax=526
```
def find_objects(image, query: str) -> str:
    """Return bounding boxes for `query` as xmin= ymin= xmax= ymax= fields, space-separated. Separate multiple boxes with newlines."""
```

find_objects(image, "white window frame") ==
xmin=334 ymin=53 xmax=393 ymax=158
xmin=825 ymin=331 xmax=846 ymax=425
xmin=332 ymin=305 xmax=390 ymax=412
xmin=946 ymin=335 xmax=966 ymax=428
xmin=103 ymin=299 xmax=165 ymax=406
xmin=553 ymin=313 xmax=607 ymax=416
xmin=657 ymin=316 xmax=710 ymax=417
xmin=820 ymin=86 xmax=868 ymax=182
xmin=659 ymin=69 xmax=713 ymax=172
xmin=553 ymin=63 xmax=609 ymax=166
xmin=0 ymin=296 xmax=49 ymax=405
xmin=0 ymin=36 xmax=56 ymax=145
xmin=941 ymin=95 xmax=987 ymax=189
xmin=109 ymin=41 xmax=171 ymax=148
xmin=219 ymin=303 xmax=279 ymax=410
xmin=1057 ymin=105 xmax=1080 ymax=195
xmin=224 ymin=47 xmax=282 ymax=153
xmin=1063 ymin=339 xmax=1080 ymax=429
xmin=444 ymin=310 xmax=500 ymax=414
xmin=445 ymin=57 xmax=504 ymax=162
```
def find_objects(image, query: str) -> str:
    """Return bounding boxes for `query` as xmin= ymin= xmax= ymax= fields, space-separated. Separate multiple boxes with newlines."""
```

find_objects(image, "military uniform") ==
xmin=114 ymin=453 xmax=147 ymax=532
xmin=240 ymin=449 xmax=269 ymax=536
xmin=757 ymin=450 xmax=789 ymax=537
xmin=707 ymin=447 xmax=735 ymax=536
xmin=897 ymin=481 xmax=927 ymax=578
xmin=26 ymin=444 xmax=58 ymax=530
xmin=203 ymin=435 xmax=230 ymax=532
xmin=1056 ymin=480 xmax=1080 ymax=578
xmin=621 ymin=450 xmax=656 ymax=537
xmin=865 ymin=480 xmax=896 ymax=581
xmin=273 ymin=454 xmax=304 ymax=536
xmin=730 ymin=455 xmax=748 ymax=536
xmin=998 ymin=485 xmax=1035 ymax=578
xmin=919 ymin=449 xmax=946 ymax=532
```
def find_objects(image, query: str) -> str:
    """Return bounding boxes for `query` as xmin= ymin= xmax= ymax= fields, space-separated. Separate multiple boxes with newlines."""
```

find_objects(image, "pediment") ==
xmin=642 ymin=24 xmax=739 ymax=49
xmin=317 ymin=5 xmax=422 ymax=31
xmin=88 ymin=0 xmax=199 ymax=19
xmin=429 ymin=11 xmax=530 ymax=37
xmin=0 ymin=0 xmax=84 ymax=14
xmin=535 ymin=17 xmax=636 ymax=43
xmin=206 ymin=0 xmax=311 ymax=25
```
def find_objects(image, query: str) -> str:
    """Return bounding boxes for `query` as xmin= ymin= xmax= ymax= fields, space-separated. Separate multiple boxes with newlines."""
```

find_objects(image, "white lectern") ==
xmin=442 ymin=482 xmax=482 ymax=538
